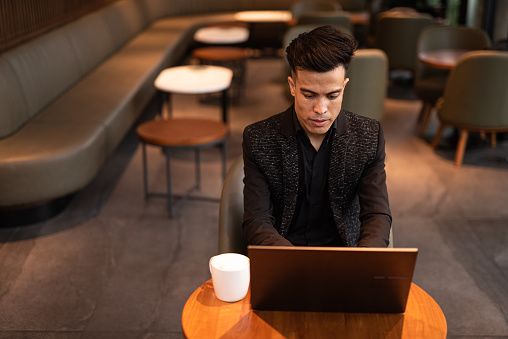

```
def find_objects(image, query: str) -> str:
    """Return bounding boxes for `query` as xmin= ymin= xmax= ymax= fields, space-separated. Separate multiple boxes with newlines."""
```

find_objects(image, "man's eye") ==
xmin=328 ymin=95 xmax=339 ymax=100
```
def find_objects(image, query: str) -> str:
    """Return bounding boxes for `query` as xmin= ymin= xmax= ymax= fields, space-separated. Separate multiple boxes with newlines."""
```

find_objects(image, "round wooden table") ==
xmin=154 ymin=65 xmax=233 ymax=122
xmin=418 ymin=49 xmax=472 ymax=69
xmin=136 ymin=118 xmax=227 ymax=218
xmin=182 ymin=279 xmax=447 ymax=338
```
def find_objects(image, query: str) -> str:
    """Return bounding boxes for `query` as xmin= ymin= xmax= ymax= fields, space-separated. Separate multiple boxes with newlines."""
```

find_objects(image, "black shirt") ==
xmin=286 ymin=110 xmax=344 ymax=247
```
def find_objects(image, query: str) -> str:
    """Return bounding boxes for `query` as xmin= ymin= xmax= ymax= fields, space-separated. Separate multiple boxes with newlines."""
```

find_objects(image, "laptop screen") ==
xmin=248 ymin=245 xmax=418 ymax=313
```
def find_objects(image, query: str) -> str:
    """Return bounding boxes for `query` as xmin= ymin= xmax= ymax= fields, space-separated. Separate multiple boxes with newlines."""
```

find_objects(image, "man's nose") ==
xmin=314 ymin=99 xmax=327 ymax=114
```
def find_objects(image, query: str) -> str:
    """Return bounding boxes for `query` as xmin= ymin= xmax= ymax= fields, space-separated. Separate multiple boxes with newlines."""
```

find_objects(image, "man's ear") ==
xmin=288 ymin=76 xmax=296 ymax=97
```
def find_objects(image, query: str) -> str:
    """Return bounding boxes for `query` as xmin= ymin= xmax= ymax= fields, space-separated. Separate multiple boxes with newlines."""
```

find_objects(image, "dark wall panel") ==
xmin=0 ymin=0 xmax=118 ymax=53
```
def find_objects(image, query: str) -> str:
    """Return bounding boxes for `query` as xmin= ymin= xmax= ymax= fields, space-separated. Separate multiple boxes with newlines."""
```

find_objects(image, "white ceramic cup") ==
xmin=209 ymin=253 xmax=250 ymax=302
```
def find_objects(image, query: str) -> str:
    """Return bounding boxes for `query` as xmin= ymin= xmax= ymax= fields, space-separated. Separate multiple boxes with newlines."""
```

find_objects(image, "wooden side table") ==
xmin=182 ymin=279 xmax=447 ymax=338
xmin=136 ymin=118 xmax=227 ymax=218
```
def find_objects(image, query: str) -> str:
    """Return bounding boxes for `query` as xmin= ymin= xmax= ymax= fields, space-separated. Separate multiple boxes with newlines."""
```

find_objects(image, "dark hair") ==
xmin=285 ymin=25 xmax=358 ymax=76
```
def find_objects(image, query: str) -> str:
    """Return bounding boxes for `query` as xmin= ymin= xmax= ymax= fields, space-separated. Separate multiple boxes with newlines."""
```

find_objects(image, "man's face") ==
xmin=288 ymin=66 xmax=349 ymax=140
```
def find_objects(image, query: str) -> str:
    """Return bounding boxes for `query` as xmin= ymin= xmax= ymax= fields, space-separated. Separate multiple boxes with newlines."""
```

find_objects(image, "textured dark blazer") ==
xmin=242 ymin=105 xmax=392 ymax=247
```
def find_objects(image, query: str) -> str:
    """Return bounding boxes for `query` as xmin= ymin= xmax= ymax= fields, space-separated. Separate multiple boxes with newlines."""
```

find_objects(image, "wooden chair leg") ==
xmin=491 ymin=132 xmax=497 ymax=148
xmin=417 ymin=102 xmax=428 ymax=122
xmin=432 ymin=123 xmax=445 ymax=148
xmin=454 ymin=129 xmax=469 ymax=166
xmin=419 ymin=102 xmax=432 ymax=137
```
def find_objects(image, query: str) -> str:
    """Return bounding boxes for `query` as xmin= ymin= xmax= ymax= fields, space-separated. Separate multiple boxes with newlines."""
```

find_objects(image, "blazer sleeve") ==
xmin=242 ymin=127 xmax=293 ymax=246
xmin=357 ymin=122 xmax=392 ymax=247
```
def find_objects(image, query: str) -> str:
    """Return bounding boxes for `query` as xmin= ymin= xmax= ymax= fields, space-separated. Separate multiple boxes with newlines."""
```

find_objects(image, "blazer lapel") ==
xmin=279 ymin=107 xmax=299 ymax=236
xmin=329 ymin=112 xmax=348 ymax=243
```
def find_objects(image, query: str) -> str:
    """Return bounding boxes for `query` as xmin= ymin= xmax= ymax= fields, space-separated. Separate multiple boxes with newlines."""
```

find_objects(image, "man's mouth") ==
xmin=310 ymin=119 xmax=328 ymax=127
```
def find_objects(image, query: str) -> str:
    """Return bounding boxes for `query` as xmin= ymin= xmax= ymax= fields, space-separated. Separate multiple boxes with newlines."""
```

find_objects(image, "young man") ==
xmin=242 ymin=25 xmax=391 ymax=247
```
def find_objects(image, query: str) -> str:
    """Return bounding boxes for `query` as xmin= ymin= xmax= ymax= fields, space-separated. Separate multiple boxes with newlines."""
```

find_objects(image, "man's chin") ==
xmin=308 ymin=125 xmax=331 ymax=135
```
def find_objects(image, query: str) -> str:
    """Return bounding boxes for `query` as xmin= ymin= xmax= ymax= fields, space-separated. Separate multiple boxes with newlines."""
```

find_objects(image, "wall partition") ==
xmin=0 ymin=0 xmax=118 ymax=53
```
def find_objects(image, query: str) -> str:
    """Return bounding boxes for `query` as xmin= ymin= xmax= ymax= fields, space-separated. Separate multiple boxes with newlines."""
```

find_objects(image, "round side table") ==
xmin=136 ymin=118 xmax=228 ymax=218
xmin=154 ymin=65 xmax=233 ymax=122
xmin=193 ymin=25 xmax=250 ymax=45
xmin=192 ymin=47 xmax=250 ymax=101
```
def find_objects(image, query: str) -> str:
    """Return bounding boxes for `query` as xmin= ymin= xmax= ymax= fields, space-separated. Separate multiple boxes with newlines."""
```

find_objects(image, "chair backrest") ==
xmin=343 ymin=49 xmax=388 ymax=121
xmin=374 ymin=10 xmax=434 ymax=71
xmin=218 ymin=156 xmax=395 ymax=253
xmin=218 ymin=156 xmax=248 ymax=255
xmin=336 ymin=0 xmax=368 ymax=11
xmin=415 ymin=25 xmax=491 ymax=79
xmin=297 ymin=10 xmax=352 ymax=32
xmin=438 ymin=50 xmax=508 ymax=128
xmin=291 ymin=1 xmax=341 ymax=18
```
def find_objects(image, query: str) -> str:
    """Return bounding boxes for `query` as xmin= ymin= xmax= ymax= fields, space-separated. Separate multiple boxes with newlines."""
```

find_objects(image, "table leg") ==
xmin=159 ymin=92 xmax=172 ymax=119
xmin=164 ymin=148 xmax=174 ymax=218
xmin=142 ymin=142 xmax=149 ymax=201
xmin=195 ymin=149 xmax=201 ymax=190
xmin=221 ymin=141 xmax=227 ymax=180
xmin=222 ymin=89 xmax=228 ymax=123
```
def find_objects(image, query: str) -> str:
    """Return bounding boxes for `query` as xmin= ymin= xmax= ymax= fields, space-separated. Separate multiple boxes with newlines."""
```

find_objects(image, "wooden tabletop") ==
xmin=350 ymin=11 xmax=370 ymax=25
xmin=182 ymin=279 xmax=447 ymax=338
xmin=136 ymin=118 xmax=227 ymax=147
xmin=418 ymin=49 xmax=472 ymax=69
xmin=192 ymin=47 xmax=250 ymax=61
xmin=234 ymin=10 xmax=293 ymax=23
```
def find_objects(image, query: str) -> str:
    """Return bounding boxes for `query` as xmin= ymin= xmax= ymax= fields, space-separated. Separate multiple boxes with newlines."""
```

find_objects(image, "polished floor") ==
xmin=1 ymin=57 xmax=508 ymax=338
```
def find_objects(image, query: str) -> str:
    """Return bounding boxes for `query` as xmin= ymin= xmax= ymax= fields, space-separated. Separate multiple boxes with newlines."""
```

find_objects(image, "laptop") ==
xmin=248 ymin=245 xmax=418 ymax=313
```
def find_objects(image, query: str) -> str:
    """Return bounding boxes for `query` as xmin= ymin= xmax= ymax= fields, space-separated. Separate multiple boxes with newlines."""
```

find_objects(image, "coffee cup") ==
xmin=209 ymin=253 xmax=250 ymax=302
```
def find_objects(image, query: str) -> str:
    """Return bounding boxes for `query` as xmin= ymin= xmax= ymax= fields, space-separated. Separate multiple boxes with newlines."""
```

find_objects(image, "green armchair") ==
xmin=432 ymin=51 xmax=508 ymax=166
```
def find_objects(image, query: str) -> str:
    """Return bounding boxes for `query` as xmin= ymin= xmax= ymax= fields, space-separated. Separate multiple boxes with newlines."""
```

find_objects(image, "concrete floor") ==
xmin=1 ymin=57 xmax=507 ymax=338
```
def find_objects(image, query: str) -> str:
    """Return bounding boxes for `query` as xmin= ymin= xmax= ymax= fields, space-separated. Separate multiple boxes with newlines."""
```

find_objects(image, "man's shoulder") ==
xmin=343 ymin=110 xmax=380 ymax=126
xmin=245 ymin=109 xmax=290 ymax=134
xmin=342 ymin=110 xmax=381 ymax=134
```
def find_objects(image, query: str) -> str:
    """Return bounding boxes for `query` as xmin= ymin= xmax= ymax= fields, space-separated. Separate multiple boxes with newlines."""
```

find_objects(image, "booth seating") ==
xmin=0 ymin=0 xmax=264 ymax=214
